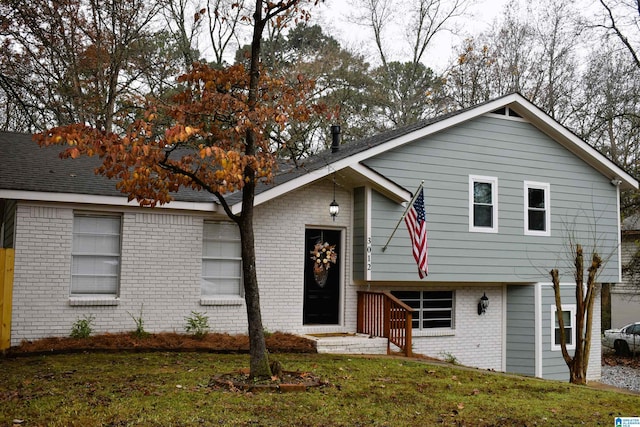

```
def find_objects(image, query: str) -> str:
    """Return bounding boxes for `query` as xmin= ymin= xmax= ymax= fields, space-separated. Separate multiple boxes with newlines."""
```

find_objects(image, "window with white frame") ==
xmin=525 ymin=181 xmax=550 ymax=236
xmin=391 ymin=290 xmax=454 ymax=329
xmin=469 ymin=175 xmax=498 ymax=233
xmin=71 ymin=214 xmax=121 ymax=296
xmin=202 ymin=221 xmax=242 ymax=298
xmin=551 ymin=304 xmax=576 ymax=351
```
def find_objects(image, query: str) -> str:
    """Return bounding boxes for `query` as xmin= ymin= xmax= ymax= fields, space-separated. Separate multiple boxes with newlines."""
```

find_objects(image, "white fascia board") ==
xmin=0 ymin=189 xmax=218 ymax=212
xmin=237 ymin=167 xmax=329 ymax=214
xmin=347 ymin=163 xmax=411 ymax=203
xmin=230 ymin=162 xmax=412 ymax=214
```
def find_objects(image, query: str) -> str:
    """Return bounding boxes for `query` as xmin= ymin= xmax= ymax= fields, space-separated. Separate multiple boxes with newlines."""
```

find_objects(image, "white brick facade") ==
xmin=254 ymin=178 xmax=354 ymax=334
xmin=404 ymin=286 xmax=504 ymax=371
xmin=10 ymin=178 xmax=352 ymax=345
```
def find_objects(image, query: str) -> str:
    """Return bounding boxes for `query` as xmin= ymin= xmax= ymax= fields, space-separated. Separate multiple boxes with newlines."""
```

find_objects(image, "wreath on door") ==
xmin=310 ymin=241 xmax=337 ymax=287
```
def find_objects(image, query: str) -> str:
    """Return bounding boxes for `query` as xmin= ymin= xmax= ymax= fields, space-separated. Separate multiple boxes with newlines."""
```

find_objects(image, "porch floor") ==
xmin=303 ymin=333 xmax=388 ymax=355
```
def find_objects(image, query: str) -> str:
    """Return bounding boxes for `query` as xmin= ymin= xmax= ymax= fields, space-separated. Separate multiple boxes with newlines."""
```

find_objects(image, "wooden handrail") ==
xmin=357 ymin=290 xmax=413 ymax=357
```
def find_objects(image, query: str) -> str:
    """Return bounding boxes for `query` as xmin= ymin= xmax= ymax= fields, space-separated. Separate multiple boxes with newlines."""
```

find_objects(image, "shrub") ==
xmin=184 ymin=311 xmax=210 ymax=338
xmin=128 ymin=304 xmax=148 ymax=338
xmin=70 ymin=315 xmax=95 ymax=339
xmin=440 ymin=351 xmax=459 ymax=365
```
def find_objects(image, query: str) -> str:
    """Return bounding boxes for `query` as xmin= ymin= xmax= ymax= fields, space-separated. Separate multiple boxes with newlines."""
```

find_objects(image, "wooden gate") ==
xmin=0 ymin=248 xmax=15 ymax=351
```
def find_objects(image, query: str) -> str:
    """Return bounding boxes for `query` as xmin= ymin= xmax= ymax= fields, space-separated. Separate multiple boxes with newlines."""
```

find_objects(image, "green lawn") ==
xmin=1 ymin=352 xmax=638 ymax=426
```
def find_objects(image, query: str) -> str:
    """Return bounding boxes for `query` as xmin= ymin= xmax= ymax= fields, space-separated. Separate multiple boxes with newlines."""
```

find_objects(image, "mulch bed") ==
xmin=209 ymin=369 xmax=332 ymax=393
xmin=3 ymin=331 xmax=317 ymax=357
xmin=603 ymin=353 xmax=640 ymax=369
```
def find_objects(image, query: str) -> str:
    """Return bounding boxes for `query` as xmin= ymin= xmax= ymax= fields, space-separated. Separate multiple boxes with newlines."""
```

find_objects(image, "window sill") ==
xmin=200 ymin=297 xmax=244 ymax=307
xmin=69 ymin=297 xmax=119 ymax=306
xmin=469 ymin=227 xmax=499 ymax=233
xmin=413 ymin=328 xmax=455 ymax=338
xmin=525 ymin=230 xmax=551 ymax=237
xmin=551 ymin=345 xmax=576 ymax=352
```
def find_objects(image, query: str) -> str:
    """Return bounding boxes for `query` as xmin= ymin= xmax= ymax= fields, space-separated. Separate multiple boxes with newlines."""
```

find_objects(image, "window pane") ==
xmin=203 ymin=240 xmax=241 ymax=257
xmin=424 ymin=291 xmax=452 ymax=299
xmin=554 ymin=310 xmax=573 ymax=346
xmin=423 ymin=299 xmax=452 ymax=309
xmin=201 ymin=278 xmax=242 ymax=296
xmin=204 ymin=222 xmax=240 ymax=240
xmin=73 ymin=216 xmax=120 ymax=234
xmin=474 ymin=182 xmax=492 ymax=204
xmin=393 ymin=290 xmax=453 ymax=330
xmin=528 ymin=211 xmax=546 ymax=231
xmin=72 ymin=256 xmax=119 ymax=275
xmin=423 ymin=319 xmax=452 ymax=328
xmin=565 ymin=327 xmax=572 ymax=345
xmin=391 ymin=291 xmax=420 ymax=300
xmin=72 ymin=215 xmax=121 ymax=296
xmin=73 ymin=234 xmax=120 ymax=254
xmin=555 ymin=327 xmax=572 ymax=345
xmin=528 ymin=188 xmax=545 ymax=209
xmin=72 ymin=275 xmax=118 ymax=294
xmin=202 ymin=259 xmax=241 ymax=278
xmin=202 ymin=222 xmax=242 ymax=297
xmin=474 ymin=205 xmax=493 ymax=227
xmin=554 ymin=310 xmax=571 ymax=327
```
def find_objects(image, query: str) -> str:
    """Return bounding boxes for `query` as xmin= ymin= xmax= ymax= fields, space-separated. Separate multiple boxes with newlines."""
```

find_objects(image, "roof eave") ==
xmin=0 ymin=189 xmax=220 ymax=212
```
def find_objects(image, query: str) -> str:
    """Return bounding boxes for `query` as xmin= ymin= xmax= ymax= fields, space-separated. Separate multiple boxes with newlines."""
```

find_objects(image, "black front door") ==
xmin=303 ymin=228 xmax=341 ymax=325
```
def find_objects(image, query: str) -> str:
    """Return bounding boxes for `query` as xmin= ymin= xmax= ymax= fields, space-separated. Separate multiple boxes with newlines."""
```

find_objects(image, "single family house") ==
xmin=1 ymin=93 xmax=636 ymax=381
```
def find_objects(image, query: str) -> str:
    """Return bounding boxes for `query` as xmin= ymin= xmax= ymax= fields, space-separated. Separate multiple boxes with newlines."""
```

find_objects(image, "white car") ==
xmin=603 ymin=322 xmax=640 ymax=355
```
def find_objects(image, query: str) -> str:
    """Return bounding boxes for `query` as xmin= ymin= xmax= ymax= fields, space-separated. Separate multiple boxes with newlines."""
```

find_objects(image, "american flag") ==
xmin=404 ymin=188 xmax=428 ymax=278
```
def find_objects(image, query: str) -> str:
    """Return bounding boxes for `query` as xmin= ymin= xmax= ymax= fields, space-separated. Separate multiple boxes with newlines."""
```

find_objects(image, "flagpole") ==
xmin=381 ymin=180 xmax=424 ymax=252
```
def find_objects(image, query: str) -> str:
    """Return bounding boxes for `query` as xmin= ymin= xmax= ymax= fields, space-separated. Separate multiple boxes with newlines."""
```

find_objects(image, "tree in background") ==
xmin=158 ymin=0 xmax=247 ymax=68
xmin=595 ymin=0 xmax=640 ymax=69
xmin=439 ymin=0 xmax=581 ymax=120
xmin=236 ymin=22 xmax=375 ymax=158
xmin=0 ymin=0 xmax=162 ymax=132
xmin=36 ymin=0 xmax=323 ymax=379
xmin=550 ymin=244 xmax=602 ymax=385
xmin=349 ymin=0 xmax=470 ymax=128
xmin=574 ymin=47 xmax=640 ymax=178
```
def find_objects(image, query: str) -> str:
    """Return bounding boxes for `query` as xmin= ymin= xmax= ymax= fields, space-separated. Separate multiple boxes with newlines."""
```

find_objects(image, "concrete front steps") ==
xmin=304 ymin=333 xmax=388 ymax=355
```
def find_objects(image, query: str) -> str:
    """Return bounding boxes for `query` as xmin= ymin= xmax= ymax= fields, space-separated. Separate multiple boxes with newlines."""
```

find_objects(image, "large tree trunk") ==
xmin=238 ymin=181 xmax=271 ymax=378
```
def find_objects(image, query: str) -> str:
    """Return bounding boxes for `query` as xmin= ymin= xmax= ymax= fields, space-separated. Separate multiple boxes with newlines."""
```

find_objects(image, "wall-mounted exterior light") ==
xmin=478 ymin=292 xmax=489 ymax=315
xmin=329 ymin=174 xmax=339 ymax=221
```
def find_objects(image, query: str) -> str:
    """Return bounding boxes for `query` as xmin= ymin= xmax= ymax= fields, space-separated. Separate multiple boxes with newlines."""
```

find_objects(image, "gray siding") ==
xmin=352 ymin=187 xmax=365 ymax=282
xmin=365 ymin=115 xmax=620 ymax=283
xmin=506 ymin=285 xmax=536 ymax=376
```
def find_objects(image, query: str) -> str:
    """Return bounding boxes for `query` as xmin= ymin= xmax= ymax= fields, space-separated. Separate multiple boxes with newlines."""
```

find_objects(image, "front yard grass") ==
xmin=1 ymin=352 xmax=638 ymax=426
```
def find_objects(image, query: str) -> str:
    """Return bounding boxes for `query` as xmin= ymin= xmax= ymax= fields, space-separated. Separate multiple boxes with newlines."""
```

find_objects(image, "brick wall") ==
xmin=10 ymin=178 xmax=351 ymax=345
xmin=12 ymin=205 xmax=74 ymax=343
xmin=254 ymin=178 xmax=353 ymax=334
xmin=409 ymin=286 xmax=504 ymax=371
xmin=10 ymin=204 xmax=216 ymax=344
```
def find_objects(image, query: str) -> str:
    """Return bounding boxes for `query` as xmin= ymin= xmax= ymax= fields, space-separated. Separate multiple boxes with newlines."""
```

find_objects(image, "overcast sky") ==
xmin=312 ymin=0 xmax=510 ymax=72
